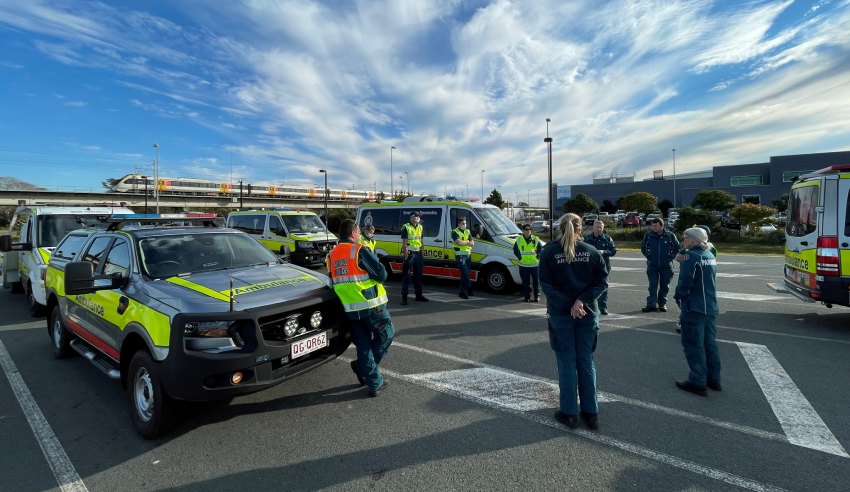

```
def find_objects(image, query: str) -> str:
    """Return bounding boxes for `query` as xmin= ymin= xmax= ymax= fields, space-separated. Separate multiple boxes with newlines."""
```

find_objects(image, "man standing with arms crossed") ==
xmin=584 ymin=219 xmax=617 ymax=315
xmin=328 ymin=219 xmax=394 ymax=397
xmin=400 ymin=212 xmax=428 ymax=305
xmin=640 ymin=217 xmax=679 ymax=312
xmin=452 ymin=217 xmax=475 ymax=299
xmin=514 ymin=223 xmax=542 ymax=302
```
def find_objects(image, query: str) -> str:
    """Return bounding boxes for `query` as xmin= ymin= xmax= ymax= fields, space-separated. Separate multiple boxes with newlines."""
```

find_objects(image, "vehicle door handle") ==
xmin=434 ymin=239 xmax=442 ymax=242
xmin=843 ymin=243 xmax=849 ymax=248
xmin=800 ymin=241 xmax=808 ymax=246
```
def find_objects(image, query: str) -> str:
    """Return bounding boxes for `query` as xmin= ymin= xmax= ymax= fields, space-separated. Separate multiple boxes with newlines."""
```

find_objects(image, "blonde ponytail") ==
xmin=558 ymin=213 xmax=581 ymax=262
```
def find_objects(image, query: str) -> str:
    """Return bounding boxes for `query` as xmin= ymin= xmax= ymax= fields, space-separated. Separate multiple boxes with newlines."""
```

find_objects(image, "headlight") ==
xmin=309 ymin=311 xmax=322 ymax=328
xmin=284 ymin=315 xmax=300 ymax=336
xmin=296 ymin=241 xmax=314 ymax=250
xmin=184 ymin=321 xmax=233 ymax=337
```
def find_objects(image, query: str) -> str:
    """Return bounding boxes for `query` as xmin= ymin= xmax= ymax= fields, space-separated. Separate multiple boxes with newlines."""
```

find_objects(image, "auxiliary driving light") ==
xmin=284 ymin=316 xmax=300 ymax=337
xmin=310 ymin=311 xmax=322 ymax=328
xmin=231 ymin=372 xmax=243 ymax=384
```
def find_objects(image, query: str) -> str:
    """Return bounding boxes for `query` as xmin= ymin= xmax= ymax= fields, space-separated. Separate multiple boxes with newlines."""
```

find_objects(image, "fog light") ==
xmin=284 ymin=316 xmax=299 ymax=337
xmin=231 ymin=372 xmax=243 ymax=384
xmin=310 ymin=311 xmax=322 ymax=328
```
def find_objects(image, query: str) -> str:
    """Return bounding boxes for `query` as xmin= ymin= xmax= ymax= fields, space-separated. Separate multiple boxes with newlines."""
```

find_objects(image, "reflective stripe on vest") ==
xmin=452 ymin=227 xmax=471 ymax=255
xmin=517 ymin=235 xmax=540 ymax=267
xmin=402 ymin=223 xmax=423 ymax=251
xmin=328 ymin=243 xmax=388 ymax=312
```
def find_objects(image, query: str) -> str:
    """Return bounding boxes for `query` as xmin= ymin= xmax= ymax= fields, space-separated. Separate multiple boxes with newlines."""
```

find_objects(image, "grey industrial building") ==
xmin=554 ymin=150 xmax=850 ymax=212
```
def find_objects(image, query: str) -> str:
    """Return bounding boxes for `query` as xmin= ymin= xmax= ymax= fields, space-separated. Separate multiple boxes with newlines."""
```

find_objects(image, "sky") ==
xmin=1 ymin=0 xmax=849 ymax=206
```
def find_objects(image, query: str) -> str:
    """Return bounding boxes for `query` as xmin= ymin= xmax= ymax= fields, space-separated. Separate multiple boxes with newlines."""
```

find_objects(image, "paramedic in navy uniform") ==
xmin=540 ymin=213 xmax=608 ymax=430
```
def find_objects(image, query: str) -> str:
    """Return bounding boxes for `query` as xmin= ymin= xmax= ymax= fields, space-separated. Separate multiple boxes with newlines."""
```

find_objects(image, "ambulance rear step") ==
xmin=70 ymin=338 xmax=120 ymax=379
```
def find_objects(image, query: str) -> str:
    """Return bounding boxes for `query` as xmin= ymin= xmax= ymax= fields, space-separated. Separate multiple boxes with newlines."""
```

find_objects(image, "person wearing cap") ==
xmin=452 ymin=217 xmax=475 ymax=299
xmin=540 ymin=213 xmax=608 ymax=430
xmin=400 ymin=212 xmax=428 ymax=305
xmin=676 ymin=224 xmax=717 ymax=263
xmin=673 ymin=227 xmax=720 ymax=397
xmin=640 ymin=217 xmax=680 ymax=312
xmin=514 ymin=223 xmax=543 ymax=302
xmin=327 ymin=219 xmax=394 ymax=397
xmin=359 ymin=224 xmax=376 ymax=252
xmin=583 ymin=220 xmax=617 ymax=315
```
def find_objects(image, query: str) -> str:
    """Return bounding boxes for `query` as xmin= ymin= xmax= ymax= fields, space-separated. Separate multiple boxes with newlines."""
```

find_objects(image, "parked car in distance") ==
xmin=721 ymin=212 xmax=741 ymax=229
xmin=583 ymin=213 xmax=598 ymax=226
xmin=645 ymin=213 xmax=662 ymax=225
xmin=622 ymin=212 xmax=641 ymax=227
xmin=530 ymin=220 xmax=550 ymax=233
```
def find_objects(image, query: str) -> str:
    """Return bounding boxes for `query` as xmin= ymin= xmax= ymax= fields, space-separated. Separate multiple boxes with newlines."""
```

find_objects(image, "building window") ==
xmin=782 ymin=171 xmax=812 ymax=182
xmin=730 ymin=175 xmax=763 ymax=186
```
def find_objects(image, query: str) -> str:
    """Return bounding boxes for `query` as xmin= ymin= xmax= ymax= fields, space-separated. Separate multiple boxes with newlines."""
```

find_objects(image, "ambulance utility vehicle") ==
xmin=226 ymin=209 xmax=337 ymax=266
xmin=355 ymin=197 xmax=527 ymax=293
xmin=0 ymin=203 xmax=134 ymax=316
xmin=783 ymin=164 xmax=850 ymax=308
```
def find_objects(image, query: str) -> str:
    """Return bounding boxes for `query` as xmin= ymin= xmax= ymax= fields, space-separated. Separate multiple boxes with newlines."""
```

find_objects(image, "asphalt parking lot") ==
xmin=1 ymin=252 xmax=849 ymax=491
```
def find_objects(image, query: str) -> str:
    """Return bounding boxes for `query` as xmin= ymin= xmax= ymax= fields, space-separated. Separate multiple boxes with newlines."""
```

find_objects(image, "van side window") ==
xmin=269 ymin=215 xmax=286 ymax=236
xmin=787 ymin=184 xmax=820 ymax=237
xmin=363 ymin=209 xmax=400 ymax=235
xmin=450 ymin=208 xmax=484 ymax=239
xmin=845 ymin=190 xmax=850 ymax=237
xmin=410 ymin=208 xmax=442 ymax=237
xmin=103 ymin=239 xmax=130 ymax=278
xmin=229 ymin=214 xmax=265 ymax=235
xmin=54 ymin=234 xmax=90 ymax=260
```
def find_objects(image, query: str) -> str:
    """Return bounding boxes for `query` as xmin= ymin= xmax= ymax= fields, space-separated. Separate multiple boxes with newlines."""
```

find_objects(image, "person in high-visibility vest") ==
xmin=514 ymin=223 xmax=543 ymax=302
xmin=327 ymin=219 xmax=394 ymax=397
xmin=451 ymin=217 xmax=475 ymax=299
xmin=400 ymin=212 xmax=428 ymax=305
xmin=359 ymin=224 xmax=376 ymax=251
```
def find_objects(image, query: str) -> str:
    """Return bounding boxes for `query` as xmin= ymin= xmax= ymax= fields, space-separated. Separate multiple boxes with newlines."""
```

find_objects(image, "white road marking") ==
xmin=737 ymin=342 xmax=848 ymax=457
xmin=423 ymin=292 xmax=486 ymax=303
xmin=716 ymin=273 xmax=756 ymax=278
xmin=607 ymin=282 xmax=636 ymax=288
xmin=716 ymin=292 xmax=785 ymax=301
xmin=352 ymin=359 xmax=788 ymax=492
xmin=0 ymin=341 xmax=88 ymax=492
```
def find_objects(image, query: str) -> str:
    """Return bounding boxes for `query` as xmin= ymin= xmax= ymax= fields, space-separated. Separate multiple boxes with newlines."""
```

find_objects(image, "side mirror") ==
xmin=65 ymin=261 xmax=96 ymax=295
xmin=0 ymin=235 xmax=9 ymax=252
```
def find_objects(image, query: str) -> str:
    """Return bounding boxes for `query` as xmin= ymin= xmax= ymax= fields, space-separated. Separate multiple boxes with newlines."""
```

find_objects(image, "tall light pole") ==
xmin=152 ymin=144 xmax=160 ymax=214
xmin=466 ymin=184 xmax=469 ymax=199
xmin=390 ymin=146 xmax=396 ymax=198
xmin=319 ymin=169 xmax=328 ymax=233
xmin=672 ymin=148 xmax=677 ymax=209
xmin=544 ymin=118 xmax=553 ymax=240
xmin=141 ymin=175 xmax=148 ymax=215
xmin=527 ymin=189 xmax=530 ymax=206
xmin=480 ymin=169 xmax=485 ymax=202
xmin=404 ymin=171 xmax=409 ymax=195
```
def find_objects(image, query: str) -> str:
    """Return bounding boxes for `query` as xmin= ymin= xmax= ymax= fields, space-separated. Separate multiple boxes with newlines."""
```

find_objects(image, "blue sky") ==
xmin=1 ymin=0 xmax=849 ymax=205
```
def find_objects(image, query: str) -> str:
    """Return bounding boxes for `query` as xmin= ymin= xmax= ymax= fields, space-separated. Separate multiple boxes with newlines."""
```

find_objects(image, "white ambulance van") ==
xmin=355 ymin=198 xmax=528 ymax=293
xmin=783 ymin=164 xmax=850 ymax=308
xmin=226 ymin=209 xmax=337 ymax=266
xmin=0 ymin=203 xmax=134 ymax=316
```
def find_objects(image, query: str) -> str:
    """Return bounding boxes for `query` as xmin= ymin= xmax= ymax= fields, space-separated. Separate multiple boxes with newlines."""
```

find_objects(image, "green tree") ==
xmin=484 ymin=188 xmax=506 ymax=208
xmin=563 ymin=193 xmax=597 ymax=215
xmin=658 ymin=199 xmax=673 ymax=217
xmin=771 ymin=193 xmax=788 ymax=212
xmin=375 ymin=191 xmax=386 ymax=202
xmin=671 ymin=206 xmax=720 ymax=234
xmin=691 ymin=189 xmax=736 ymax=211
xmin=620 ymin=192 xmax=658 ymax=215
xmin=731 ymin=203 xmax=776 ymax=234
xmin=517 ymin=201 xmax=529 ymax=207
xmin=601 ymin=200 xmax=616 ymax=213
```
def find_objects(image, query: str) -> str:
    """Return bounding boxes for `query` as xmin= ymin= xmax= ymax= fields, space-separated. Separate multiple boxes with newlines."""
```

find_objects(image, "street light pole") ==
xmin=544 ymin=118 xmax=553 ymax=240
xmin=404 ymin=171 xmax=409 ymax=195
xmin=142 ymin=175 xmax=148 ymax=214
xmin=480 ymin=169 xmax=485 ymax=202
xmin=466 ymin=184 xmax=469 ymax=199
xmin=152 ymin=143 xmax=160 ymax=214
xmin=319 ymin=170 xmax=328 ymax=233
xmin=672 ymin=148 xmax=677 ymax=208
xmin=390 ymin=146 xmax=396 ymax=198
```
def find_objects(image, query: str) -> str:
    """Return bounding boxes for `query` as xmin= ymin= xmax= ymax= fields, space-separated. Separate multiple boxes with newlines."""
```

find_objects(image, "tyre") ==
xmin=127 ymin=351 xmax=174 ymax=439
xmin=482 ymin=264 xmax=511 ymax=294
xmin=10 ymin=280 xmax=23 ymax=294
xmin=27 ymin=281 xmax=45 ymax=317
xmin=50 ymin=306 xmax=73 ymax=359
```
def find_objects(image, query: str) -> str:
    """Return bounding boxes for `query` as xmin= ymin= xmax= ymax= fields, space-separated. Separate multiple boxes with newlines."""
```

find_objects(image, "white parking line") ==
xmin=737 ymin=342 xmax=849 ymax=458
xmin=716 ymin=292 xmax=786 ymax=301
xmin=0 ymin=341 xmax=88 ymax=492
xmin=359 ymin=358 xmax=788 ymax=491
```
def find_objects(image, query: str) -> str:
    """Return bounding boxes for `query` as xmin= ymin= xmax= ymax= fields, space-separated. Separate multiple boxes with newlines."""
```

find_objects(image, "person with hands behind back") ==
xmin=540 ymin=213 xmax=608 ymax=431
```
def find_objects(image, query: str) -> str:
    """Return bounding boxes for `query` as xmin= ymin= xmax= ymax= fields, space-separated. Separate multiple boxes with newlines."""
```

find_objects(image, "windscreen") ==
xmin=38 ymin=215 xmax=90 ymax=247
xmin=477 ymin=208 xmax=521 ymax=236
xmin=139 ymin=232 xmax=279 ymax=278
xmin=282 ymin=214 xmax=326 ymax=234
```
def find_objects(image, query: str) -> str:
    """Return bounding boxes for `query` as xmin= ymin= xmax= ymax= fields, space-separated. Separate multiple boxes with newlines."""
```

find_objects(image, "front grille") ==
xmin=313 ymin=241 xmax=335 ymax=254
xmin=259 ymin=298 xmax=344 ymax=342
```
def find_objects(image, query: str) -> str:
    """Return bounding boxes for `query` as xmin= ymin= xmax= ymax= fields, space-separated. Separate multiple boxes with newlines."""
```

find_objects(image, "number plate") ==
xmin=291 ymin=331 xmax=328 ymax=359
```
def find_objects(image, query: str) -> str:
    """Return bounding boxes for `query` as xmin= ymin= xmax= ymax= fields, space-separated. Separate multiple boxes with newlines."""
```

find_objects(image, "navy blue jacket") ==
xmin=583 ymin=233 xmax=616 ymax=269
xmin=674 ymin=248 xmax=718 ymax=316
xmin=540 ymin=240 xmax=608 ymax=316
xmin=641 ymin=230 xmax=680 ymax=269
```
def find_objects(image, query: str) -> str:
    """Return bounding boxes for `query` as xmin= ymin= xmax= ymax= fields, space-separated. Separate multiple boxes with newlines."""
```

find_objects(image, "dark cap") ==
xmin=410 ymin=212 xmax=420 ymax=217
xmin=522 ymin=224 xmax=532 ymax=230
